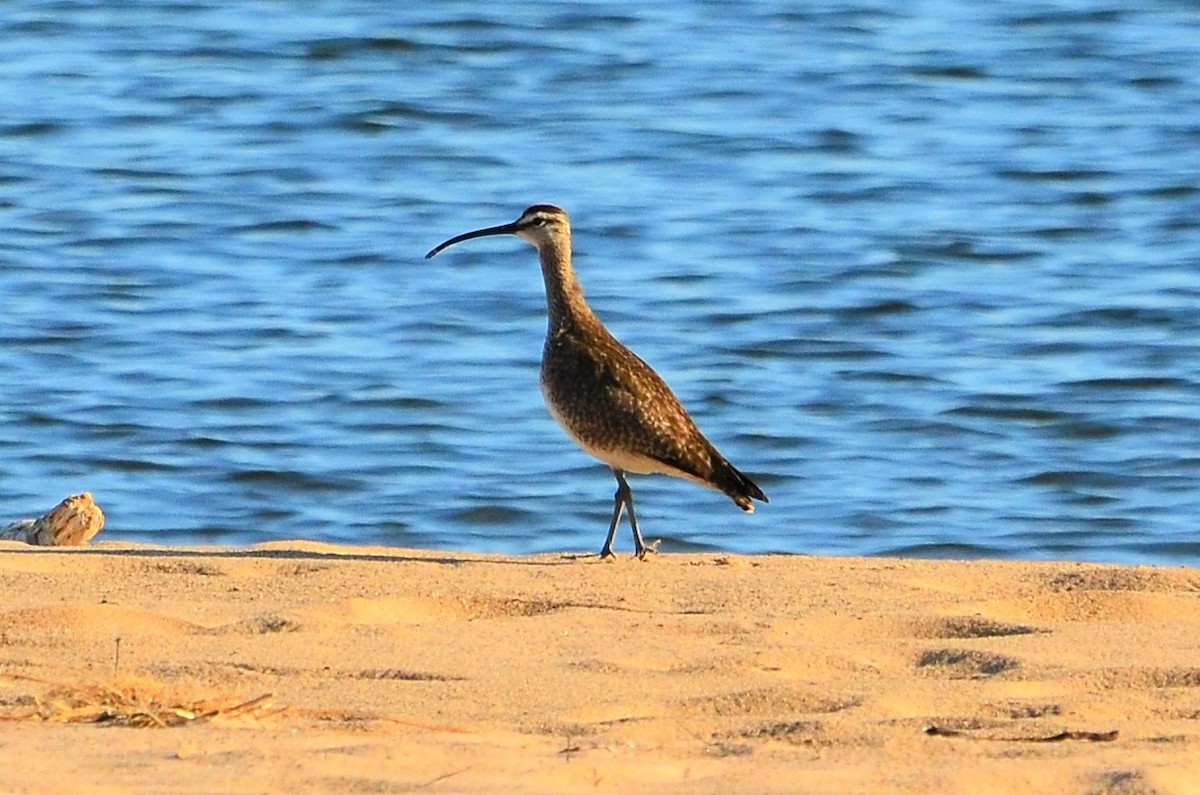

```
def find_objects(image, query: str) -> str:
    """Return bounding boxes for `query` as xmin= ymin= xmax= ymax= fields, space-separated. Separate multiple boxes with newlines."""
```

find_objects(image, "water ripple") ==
xmin=1 ymin=0 xmax=1198 ymax=564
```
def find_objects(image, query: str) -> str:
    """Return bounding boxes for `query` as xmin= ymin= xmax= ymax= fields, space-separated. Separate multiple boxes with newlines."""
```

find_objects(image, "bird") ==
xmin=425 ymin=204 xmax=767 ymax=558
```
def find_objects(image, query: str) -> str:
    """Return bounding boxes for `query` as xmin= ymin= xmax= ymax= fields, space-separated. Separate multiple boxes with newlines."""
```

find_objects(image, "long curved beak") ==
xmin=425 ymin=220 xmax=522 ymax=259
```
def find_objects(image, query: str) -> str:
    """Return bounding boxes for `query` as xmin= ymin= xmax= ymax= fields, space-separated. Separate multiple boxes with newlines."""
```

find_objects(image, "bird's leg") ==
xmin=614 ymin=469 xmax=648 ymax=560
xmin=599 ymin=469 xmax=627 ymax=558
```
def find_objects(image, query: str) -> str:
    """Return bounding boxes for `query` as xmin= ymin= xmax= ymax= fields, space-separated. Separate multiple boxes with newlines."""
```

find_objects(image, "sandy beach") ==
xmin=1 ymin=542 xmax=1198 ymax=793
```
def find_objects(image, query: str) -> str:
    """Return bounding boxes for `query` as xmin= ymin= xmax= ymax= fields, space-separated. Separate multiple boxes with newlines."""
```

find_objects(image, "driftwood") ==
xmin=1 ymin=493 xmax=105 ymax=546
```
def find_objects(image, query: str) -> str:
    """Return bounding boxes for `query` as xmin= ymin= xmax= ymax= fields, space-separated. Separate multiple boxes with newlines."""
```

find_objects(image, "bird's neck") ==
xmin=538 ymin=239 xmax=598 ymax=334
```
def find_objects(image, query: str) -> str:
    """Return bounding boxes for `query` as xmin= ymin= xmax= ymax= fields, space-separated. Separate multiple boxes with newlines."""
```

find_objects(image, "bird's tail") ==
xmin=714 ymin=458 xmax=768 ymax=513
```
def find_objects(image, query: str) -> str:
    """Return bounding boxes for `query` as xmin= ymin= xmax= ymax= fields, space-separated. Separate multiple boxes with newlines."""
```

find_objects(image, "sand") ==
xmin=1 ymin=542 xmax=1199 ymax=794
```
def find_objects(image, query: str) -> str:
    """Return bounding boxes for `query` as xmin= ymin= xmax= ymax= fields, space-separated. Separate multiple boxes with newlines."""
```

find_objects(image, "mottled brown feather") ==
xmin=540 ymin=284 xmax=766 ymax=510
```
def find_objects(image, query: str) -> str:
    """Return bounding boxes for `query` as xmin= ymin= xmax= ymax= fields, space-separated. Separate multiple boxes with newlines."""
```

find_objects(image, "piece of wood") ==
xmin=1 ymin=493 xmax=105 ymax=546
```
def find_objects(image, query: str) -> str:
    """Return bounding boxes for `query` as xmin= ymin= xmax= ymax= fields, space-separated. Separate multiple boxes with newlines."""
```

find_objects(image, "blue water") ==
xmin=2 ymin=2 xmax=1198 ymax=564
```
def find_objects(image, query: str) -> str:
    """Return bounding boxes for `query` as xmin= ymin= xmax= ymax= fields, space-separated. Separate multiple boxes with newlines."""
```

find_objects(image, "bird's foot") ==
xmin=634 ymin=540 xmax=661 ymax=560
xmin=598 ymin=545 xmax=616 ymax=560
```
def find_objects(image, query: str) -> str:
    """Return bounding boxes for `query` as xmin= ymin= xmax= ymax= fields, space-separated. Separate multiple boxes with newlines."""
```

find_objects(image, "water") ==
xmin=2 ymin=1 xmax=1198 ymax=564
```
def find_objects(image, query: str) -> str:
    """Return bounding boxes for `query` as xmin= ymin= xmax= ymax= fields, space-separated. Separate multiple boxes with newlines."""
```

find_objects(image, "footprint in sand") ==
xmin=915 ymin=648 xmax=1022 ymax=679
xmin=910 ymin=615 xmax=1040 ymax=639
xmin=676 ymin=685 xmax=861 ymax=718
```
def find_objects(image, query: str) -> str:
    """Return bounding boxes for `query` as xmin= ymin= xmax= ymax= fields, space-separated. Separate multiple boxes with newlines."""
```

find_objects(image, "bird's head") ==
xmin=425 ymin=204 xmax=571 ymax=259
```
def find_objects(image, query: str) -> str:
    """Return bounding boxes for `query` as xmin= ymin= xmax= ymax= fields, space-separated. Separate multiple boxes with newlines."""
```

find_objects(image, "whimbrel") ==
xmin=425 ymin=205 xmax=767 ymax=558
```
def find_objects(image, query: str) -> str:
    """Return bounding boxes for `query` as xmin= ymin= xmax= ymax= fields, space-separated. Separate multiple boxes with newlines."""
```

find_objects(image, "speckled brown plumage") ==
xmin=426 ymin=204 xmax=767 ymax=558
xmin=540 ymin=310 xmax=762 ymax=509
